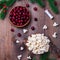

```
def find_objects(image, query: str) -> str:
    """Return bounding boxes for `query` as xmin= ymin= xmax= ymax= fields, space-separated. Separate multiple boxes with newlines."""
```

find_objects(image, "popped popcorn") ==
xmin=17 ymin=55 xmax=22 ymax=60
xmin=27 ymin=56 xmax=31 ymax=60
xmin=20 ymin=47 xmax=24 ymax=51
xmin=26 ymin=34 xmax=50 ymax=54
xmin=53 ymin=22 xmax=59 ymax=27
xmin=52 ymin=32 xmax=57 ymax=38
xmin=23 ymin=29 xmax=28 ymax=33
xmin=16 ymin=40 xmax=20 ymax=43
xmin=43 ymin=25 xmax=48 ymax=30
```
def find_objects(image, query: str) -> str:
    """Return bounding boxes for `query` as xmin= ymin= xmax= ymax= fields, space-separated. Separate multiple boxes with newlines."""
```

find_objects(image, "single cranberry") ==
xmin=33 ymin=7 xmax=38 ymax=11
xmin=3 ymin=5 xmax=7 ymax=8
xmin=31 ymin=26 xmax=35 ymax=30
xmin=20 ymin=7 xmax=23 ymax=10
xmin=17 ymin=20 xmax=20 ymax=23
xmin=11 ymin=28 xmax=14 ymax=32
xmin=17 ymin=23 xmax=20 ymax=26
xmin=20 ymin=23 xmax=23 ymax=25
xmin=57 ymin=54 xmax=60 ymax=58
xmin=54 ymin=1 xmax=57 ymax=6
xmin=20 ymin=20 xmax=23 ymax=22
xmin=34 ymin=18 xmax=38 ymax=21
xmin=24 ymin=20 xmax=27 ymax=22
xmin=12 ymin=17 xmax=15 ymax=20
xmin=17 ymin=33 xmax=21 ymax=37
xmin=26 ymin=4 xmax=30 ymax=7
xmin=3 ymin=10 xmax=7 ymax=13
xmin=23 ymin=13 xmax=25 ymax=15
xmin=13 ymin=21 xmax=16 ymax=24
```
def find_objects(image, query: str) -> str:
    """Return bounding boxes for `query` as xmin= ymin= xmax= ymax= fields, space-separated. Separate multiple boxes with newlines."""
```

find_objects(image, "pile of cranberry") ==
xmin=9 ymin=6 xmax=30 ymax=27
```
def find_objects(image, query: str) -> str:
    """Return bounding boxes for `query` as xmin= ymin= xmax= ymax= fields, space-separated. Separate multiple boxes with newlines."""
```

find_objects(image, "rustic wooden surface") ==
xmin=0 ymin=0 xmax=60 ymax=60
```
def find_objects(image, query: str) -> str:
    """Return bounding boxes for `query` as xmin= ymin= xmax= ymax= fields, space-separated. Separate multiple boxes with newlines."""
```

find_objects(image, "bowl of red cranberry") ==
xmin=9 ymin=6 xmax=31 ymax=27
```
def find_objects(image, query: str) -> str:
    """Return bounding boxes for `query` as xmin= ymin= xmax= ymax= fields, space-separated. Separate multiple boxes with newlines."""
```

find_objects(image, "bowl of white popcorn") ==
xmin=26 ymin=34 xmax=50 ymax=54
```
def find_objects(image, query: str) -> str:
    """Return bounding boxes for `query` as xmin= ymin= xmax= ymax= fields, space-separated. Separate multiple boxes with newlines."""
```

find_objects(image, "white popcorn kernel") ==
xmin=32 ymin=49 xmax=38 ymax=54
xmin=42 ymin=33 xmax=44 ymax=36
xmin=53 ymin=22 xmax=59 ymax=27
xmin=31 ymin=37 xmax=36 ymax=41
xmin=28 ymin=47 xmax=32 ymax=51
xmin=23 ymin=29 xmax=28 ymax=33
xmin=36 ymin=36 xmax=41 ymax=40
xmin=44 ymin=45 xmax=50 ymax=52
xmin=52 ymin=32 xmax=57 ymax=38
xmin=16 ymin=40 xmax=20 ymax=43
xmin=32 ymin=34 xmax=36 ymax=38
xmin=20 ymin=47 xmax=24 ymax=51
xmin=36 ymin=34 xmax=41 ymax=37
xmin=43 ymin=25 xmax=48 ymax=30
xmin=45 ymin=9 xmax=54 ymax=19
xmin=26 ymin=43 xmax=31 ymax=47
xmin=28 ymin=36 xmax=31 ymax=41
xmin=38 ymin=50 xmax=44 ymax=54
xmin=17 ymin=55 xmax=22 ymax=60
xmin=27 ymin=56 xmax=31 ymax=60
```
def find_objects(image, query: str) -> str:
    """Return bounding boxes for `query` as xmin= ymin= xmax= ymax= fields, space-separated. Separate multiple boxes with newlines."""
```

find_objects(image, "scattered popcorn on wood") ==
xmin=53 ymin=22 xmax=59 ymax=27
xmin=27 ymin=56 xmax=32 ymax=60
xmin=26 ymin=34 xmax=50 ymax=54
xmin=43 ymin=25 xmax=48 ymax=30
xmin=45 ymin=9 xmax=54 ymax=19
xmin=17 ymin=55 xmax=22 ymax=60
xmin=52 ymin=32 xmax=57 ymax=38
xmin=23 ymin=29 xmax=28 ymax=33
xmin=16 ymin=40 xmax=20 ymax=43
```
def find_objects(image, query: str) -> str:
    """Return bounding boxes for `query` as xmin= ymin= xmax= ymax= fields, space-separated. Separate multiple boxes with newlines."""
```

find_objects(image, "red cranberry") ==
xmin=33 ymin=7 xmax=38 ymax=11
xmin=3 ymin=5 xmax=7 ymax=8
xmin=17 ymin=33 xmax=21 ymax=37
xmin=57 ymin=54 xmax=60 ymax=58
xmin=13 ymin=21 xmax=16 ymax=24
xmin=26 ymin=4 xmax=30 ymax=7
xmin=54 ymin=1 xmax=57 ymax=6
xmin=12 ymin=17 xmax=15 ymax=20
xmin=34 ymin=18 xmax=38 ymax=21
xmin=17 ymin=23 xmax=20 ymax=26
xmin=20 ymin=7 xmax=23 ymax=10
xmin=3 ymin=10 xmax=7 ymax=13
xmin=11 ymin=28 xmax=14 ymax=32
xmin=18 ymin=20 xmax=21 ymax=23
xmin=31 ymin=26 xmax=35 ymax=30
xmin=13 ymin=13 xmax=16 ymax=16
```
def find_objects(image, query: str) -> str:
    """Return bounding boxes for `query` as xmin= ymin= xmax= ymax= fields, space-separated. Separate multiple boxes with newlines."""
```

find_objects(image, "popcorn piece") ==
xmin=26 ymin=43 xmax=31 ymax=47
xmin=20 ymin=47 xmax=24 ymax=51
xmin=45 ymin=9 xmax=54 ymax=19
xmin=26 ymin=34 xmax=50 ymax=54
xmin=43 ymin=25 xmax=48 ymax=30
xmin=53 ymin=22 xmax=59 ymax=27
xmin=37 ymin=50 xmax=44 ymax=54
xmin=27 ymin=56 xmax=31 ymax=60
xmin=23 ymin=29 xmax=28 ymax=33
xmin=45 ymin=45 xmax=50 ymax=52
xmin=28 ymin=45 xmax=34 ymax=51
xmin=17 ymin=55 xmax=22 ymax=60
xmin=52 ymin=32 xmax=57 ymax=38
xmin=16 ymin=40 xmax=20 ymax=43
xmin=32 ymin=34 xmax=36 ymax=38
xmin=36 ymin=34 xmax=41 ymax=36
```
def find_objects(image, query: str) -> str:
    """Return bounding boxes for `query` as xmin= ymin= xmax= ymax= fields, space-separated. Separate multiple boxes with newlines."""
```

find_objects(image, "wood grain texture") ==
xmin=0 ymin=0 xmax=60 ymax=60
